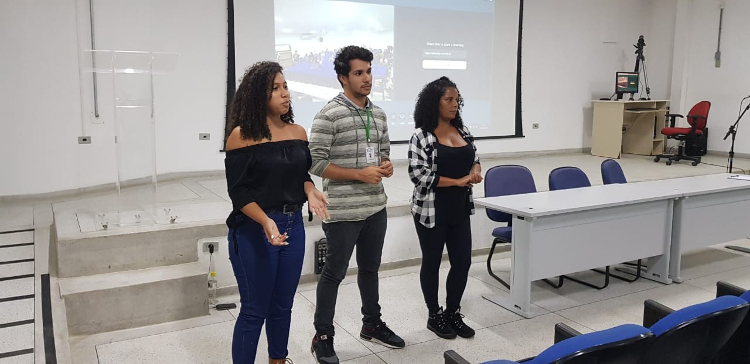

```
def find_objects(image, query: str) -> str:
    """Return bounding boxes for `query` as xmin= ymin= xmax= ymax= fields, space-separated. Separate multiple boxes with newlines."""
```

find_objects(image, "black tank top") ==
xmin=434 ymin=141 xmax=475 ymax=225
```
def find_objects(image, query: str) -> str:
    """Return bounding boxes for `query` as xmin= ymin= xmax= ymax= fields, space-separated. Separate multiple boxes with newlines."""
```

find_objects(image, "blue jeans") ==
xmin=228 ymin=210 xmax=305 ymax=362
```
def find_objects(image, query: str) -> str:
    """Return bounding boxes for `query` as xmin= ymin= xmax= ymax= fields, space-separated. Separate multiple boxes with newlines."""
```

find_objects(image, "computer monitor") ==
xmin=616 ymin=72 xmax=638 ymax=100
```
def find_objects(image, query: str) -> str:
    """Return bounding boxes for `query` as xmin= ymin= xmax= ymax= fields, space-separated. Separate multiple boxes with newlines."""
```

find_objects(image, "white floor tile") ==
xmin=300 ymin=270 xmax=527 ymax=354
xmin=0 ymin=323 xmax=34 ymax=355
xmin=469 ymin=256 xmax=663 ymax=313
xmin=97 ymin=293 xmax=370 ymax=364
xmin=0 ymin=262 xmax=34 ymax=279
xmin=675 ymin=246 xmax=750 ymax=281
xmin=69 ymin=310 xmax=235 ymax=364
xmin=341 ymin=354 xmax=386 ymax=364
xmin=0 ymin=298 xmax=34 ymax=325
xmin=684 ymin=265 xmax=750 ymax=292
xmin=0 ymin=232 xmax=33 ymax=247
xmin=0 ymin=353 xmax=34 ymax=364
xmin=96 ymin=320 xmax=234 ymax=364
xmin=555 ymin=283 xmax=716 ymax=332
xmin=0 ymin=278 xmax=34 ymax=300
xmin=375 ymin=313 xmax=589 ymax=364
xmin=0 ymin=246 xmax=34 ymax=263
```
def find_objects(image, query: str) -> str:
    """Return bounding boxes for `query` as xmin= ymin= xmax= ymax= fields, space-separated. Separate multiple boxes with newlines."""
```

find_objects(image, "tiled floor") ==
xmin=82 ymin=243 xmax=750 ymax=364
xmin=0 ymin=230 xmax=35 ymax=364
xmin=4 ymin=152 xmax=750 ymax=364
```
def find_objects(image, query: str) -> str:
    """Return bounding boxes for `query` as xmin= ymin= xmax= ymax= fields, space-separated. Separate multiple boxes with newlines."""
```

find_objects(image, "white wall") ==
xmin=467 ymin=0 xmax=674 ymax=156
xmin=1 ymin=0 xmax=675 ymax=196
xmin=0 ymin=0 xmax=84 ymax=196
xmin=0 ymin=0 xmax=227 ymax=197
xmin=678 ymin=0 xmax=750 ymax=155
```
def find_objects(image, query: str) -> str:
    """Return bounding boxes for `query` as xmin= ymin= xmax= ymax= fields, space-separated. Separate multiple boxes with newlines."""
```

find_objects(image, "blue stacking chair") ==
xmin=601 ymin=159 xmax=627 ymax=185
xmin=548 ymin=166 xmax=592 ymax=191
xmin=484 ymin=165 xmax=537 ymax=289
xmin=712 ymin=281 xmax=750 ymax=363
xmin=444 ymin=324 xmax=653 ymax=364
xmin=547 ymin=167 xmax=611 ymax=289
xmin=600 ymin=159 xmax=643 ymax=282
xmin=641 ymin=295 xmax=749 ymax=364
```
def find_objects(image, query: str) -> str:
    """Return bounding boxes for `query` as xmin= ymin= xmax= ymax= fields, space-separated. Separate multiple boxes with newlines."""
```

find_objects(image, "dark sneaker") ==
xmin=427 ymin=307 xmax=457 ymax=339
xmin=447 ymin=308 xmax=475 ymax=338
xmin=360 ymin=321 xmax=406 ymax=348
xmin=311 ymin=334 xmax=339 ymax=364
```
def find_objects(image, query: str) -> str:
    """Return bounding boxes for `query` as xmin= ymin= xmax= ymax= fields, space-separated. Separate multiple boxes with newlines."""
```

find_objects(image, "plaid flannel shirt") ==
xmin=408 ymin=126 xmax=480 ymax=228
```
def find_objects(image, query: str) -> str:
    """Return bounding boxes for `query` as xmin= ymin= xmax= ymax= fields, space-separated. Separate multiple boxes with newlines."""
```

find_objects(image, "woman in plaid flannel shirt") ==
xmin=408 ymin=77 xmax=482 ymax=340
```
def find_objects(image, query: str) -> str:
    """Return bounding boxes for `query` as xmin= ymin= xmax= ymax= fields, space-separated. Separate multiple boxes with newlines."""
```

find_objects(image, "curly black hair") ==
xmin=228 ymin=61 xmax=294 ymax=141
xmin=333 ymin=46 xmax=374 ymax=87
xmin=413 ymin=76 xmax=464 ymax=132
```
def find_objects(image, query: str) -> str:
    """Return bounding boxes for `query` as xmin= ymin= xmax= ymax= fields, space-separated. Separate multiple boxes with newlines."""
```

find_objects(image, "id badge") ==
xmin=366 ymin=146 xmax=377 ymax=163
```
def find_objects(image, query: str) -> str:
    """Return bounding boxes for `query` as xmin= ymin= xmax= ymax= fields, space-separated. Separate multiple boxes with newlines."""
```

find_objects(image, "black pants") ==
xmin=413 ymin=214 xmax=472 ymax=314
xmin=314 ymin=208 xmax=387 ymax=336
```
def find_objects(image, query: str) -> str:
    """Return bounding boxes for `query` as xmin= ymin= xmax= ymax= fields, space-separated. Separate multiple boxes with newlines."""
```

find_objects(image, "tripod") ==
xmin=725 ymin=97 xmax=750 ymax=254
xmin=633 ymin=35 xmax=652 ymax=100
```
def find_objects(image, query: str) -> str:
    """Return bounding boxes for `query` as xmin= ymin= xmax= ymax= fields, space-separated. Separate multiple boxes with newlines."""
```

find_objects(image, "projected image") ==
xmin=274 ymin=0 xmax=394 ymax=102
xmin=260 ymin=0 xmax=511 ymax=140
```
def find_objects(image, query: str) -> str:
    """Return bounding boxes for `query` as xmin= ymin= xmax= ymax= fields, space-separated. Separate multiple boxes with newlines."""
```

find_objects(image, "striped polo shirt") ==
xmin=308 ymin=93 xmax=390 ymax=222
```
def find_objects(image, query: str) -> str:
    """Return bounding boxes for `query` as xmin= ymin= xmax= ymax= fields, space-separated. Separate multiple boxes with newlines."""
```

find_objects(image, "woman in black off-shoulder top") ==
xmin=224 ymin=61 xmax=329 ymax=364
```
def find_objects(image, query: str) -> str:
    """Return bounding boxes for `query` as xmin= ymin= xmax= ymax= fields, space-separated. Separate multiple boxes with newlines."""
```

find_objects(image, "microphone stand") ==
xmin=725 ymin=99 xmax=750 ymax=254
xmin=724 ymin=100 xmax=750 ymax=174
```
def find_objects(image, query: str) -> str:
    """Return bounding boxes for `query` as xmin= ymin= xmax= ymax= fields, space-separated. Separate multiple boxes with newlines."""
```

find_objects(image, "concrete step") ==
xmin=54 ymin=213 xmax=228 ymax=278
xmin=59 ymin=262 xmax=208 ymax=336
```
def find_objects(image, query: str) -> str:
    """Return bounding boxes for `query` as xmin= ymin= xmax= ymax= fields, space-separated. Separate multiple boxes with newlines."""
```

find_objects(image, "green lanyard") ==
xmin=357 ymin=108 xmax=372 ymax=142
xmin=366 ymin=108 xmax=371 ymax=142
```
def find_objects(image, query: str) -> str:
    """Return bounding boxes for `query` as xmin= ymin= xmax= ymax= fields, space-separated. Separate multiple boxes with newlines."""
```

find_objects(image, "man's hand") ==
xmin=358 ymin=166 xmax=388 ymax=184
xmin=380 ymin=160 xmax=394 ymax=178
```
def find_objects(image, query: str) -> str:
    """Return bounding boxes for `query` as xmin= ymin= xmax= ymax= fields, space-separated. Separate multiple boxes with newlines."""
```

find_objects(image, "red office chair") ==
xmin=654 ymin=101 xmax=710 ymax=166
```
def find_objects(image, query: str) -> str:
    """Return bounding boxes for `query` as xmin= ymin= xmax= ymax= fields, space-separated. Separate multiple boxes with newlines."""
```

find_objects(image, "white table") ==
xmin=656 ymin=174 xmax=750 ymax=282
xmin=476 ymin=183 xmax=680 ymax=318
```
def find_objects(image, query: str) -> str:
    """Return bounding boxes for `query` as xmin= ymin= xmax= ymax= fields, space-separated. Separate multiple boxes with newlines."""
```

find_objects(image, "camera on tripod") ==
xmin=634 ymin=35 xmax=646 ymax=59
xmin=614 ymin=35 xmax=652 ymax=101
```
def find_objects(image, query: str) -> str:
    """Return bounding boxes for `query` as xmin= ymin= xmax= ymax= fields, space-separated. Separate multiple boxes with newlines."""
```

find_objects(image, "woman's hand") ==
xmin=455 ymin=175 xmax=474 ymax=188
xmin=262 ymin=218 xmax=288 ymax=246
xmin=469 ymin=164 xmax=483 ymax=184
xmin=307 ymin=188 xmax=330 ymax=220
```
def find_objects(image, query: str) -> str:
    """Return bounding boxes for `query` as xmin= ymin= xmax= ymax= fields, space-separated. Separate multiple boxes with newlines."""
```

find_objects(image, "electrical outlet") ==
xmin=199 ymin=133 xmax=210 ymax=141
xmin=78 ymin=136 xmax=92 ymax=144
xmin=532 ymin=123 xmax=540 ymax=129
xmin=202 ymin=241 xmax=219 ymax=253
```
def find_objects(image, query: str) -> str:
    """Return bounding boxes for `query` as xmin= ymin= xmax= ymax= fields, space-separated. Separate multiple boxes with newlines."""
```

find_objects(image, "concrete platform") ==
xmin=59 ymin=262 xmax=208 ymax=336
xmin=54 ymin=201 xmax=229 ymax=278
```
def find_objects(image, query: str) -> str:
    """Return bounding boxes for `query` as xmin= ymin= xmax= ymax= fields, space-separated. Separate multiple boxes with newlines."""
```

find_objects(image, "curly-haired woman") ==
xmin=408 ymin=76 xmax=482 ymax=340
xmin=224 ymin=61 xmax=329 ymax=363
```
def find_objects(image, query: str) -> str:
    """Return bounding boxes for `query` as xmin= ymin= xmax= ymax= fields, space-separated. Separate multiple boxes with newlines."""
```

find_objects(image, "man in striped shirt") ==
xmin=309 ymin=46 xmax=404 ymax=364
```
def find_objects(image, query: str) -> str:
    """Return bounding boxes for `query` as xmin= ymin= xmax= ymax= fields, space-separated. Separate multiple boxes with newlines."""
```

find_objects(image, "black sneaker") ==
xmin=446 ymin=308 xmax=475 ymax=338
xmin=360 ymin=321 xmax=406 ymax=348
xmin=427 ymin=307 xmax=457 ymax=339
xmin=311 ymin=334 xmax=339 ymax=364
